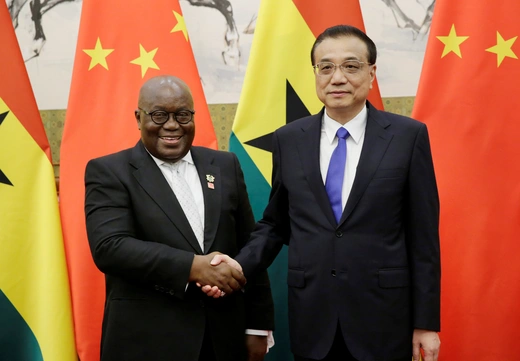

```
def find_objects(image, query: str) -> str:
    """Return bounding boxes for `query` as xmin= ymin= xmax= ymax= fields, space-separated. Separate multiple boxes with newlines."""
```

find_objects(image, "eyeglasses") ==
xmin=313 ymin=60 xmax=372 ymax=76
xmin=138 ymin=107 xmax=195 ymax=125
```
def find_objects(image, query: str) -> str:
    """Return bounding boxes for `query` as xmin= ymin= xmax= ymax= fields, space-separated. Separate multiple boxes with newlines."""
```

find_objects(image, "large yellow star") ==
xmin=436 ymin=24 xmax=469 ymax=58
xmin=171 ymin=10 xmax=189 ymax=41
xmin=485 ymin=32 xmax=518 ymax=67
xmin=130 ymin=44 xmax=160 ymax=78
xmin=83 ymin=38 xmax=114 ymax=70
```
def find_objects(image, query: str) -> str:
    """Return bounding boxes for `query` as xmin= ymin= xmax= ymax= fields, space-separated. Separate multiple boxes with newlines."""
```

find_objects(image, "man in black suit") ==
xmin=85 ymin=75 xmax=274 ymax=361
xmin=208 ymin=25 xmax=441 ymax=361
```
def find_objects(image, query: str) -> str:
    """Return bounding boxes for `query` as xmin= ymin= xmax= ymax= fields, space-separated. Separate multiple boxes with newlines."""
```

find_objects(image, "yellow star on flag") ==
xmin=171 ymin=10 xmax=189 ymax=41
xmin=437 ymin=24 xmax=469 ymax=58
xmin=130 ymin=44 xmax=160 ymax=78
xmin=485 ymin=32 xmax=518 ymax=67
xmin=83 ymin=37 xmax=114 ymax=70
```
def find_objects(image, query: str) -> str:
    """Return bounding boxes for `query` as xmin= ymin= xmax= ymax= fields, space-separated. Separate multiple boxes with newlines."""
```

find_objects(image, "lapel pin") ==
xmin=206 ymin=174 xmax=215 ymax=189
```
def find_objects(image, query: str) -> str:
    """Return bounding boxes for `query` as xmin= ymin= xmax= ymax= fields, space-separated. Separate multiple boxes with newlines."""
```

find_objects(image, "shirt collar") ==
xmin=323 ymin=105 xmax=368 ymax=145
xmin=147 ymin=149 xmax=194 ymax=168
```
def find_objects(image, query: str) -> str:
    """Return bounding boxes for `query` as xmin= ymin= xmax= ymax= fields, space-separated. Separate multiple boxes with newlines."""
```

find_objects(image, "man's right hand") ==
xmin=189 ymin=252 xmax=246 ymax=295
xmin=198 ymin=254 xmax=244 ymax=298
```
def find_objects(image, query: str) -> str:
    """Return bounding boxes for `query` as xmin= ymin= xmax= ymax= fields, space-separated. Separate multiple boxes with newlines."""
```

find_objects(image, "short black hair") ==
xmin=310 ymin=25 xmax=377 ymax=65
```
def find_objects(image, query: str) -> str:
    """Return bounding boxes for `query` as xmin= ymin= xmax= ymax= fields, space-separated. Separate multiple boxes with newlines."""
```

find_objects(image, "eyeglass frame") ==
xmin=138 ymin=107 xmax=195 ymax=125
xmin=312 ymin=60 xmax=373 ymax=77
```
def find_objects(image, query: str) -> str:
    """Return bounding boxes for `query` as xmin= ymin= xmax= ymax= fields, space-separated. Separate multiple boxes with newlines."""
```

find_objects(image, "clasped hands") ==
xmin=190 ymin=252 xmax=243 ymax=298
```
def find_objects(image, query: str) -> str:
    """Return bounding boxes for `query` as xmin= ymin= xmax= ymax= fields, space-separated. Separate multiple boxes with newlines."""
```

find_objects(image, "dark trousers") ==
xmin=294 ymin=324 xmax=356 ymax=361
xmin=199 ymin=320 xmax=217 ymax=361
xmin=294 ymin=324 xmax=412 ymax=361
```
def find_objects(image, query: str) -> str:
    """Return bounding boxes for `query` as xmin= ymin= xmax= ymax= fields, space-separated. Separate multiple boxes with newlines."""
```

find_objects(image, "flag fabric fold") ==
xmin=229 ymin=1 xmax=382 ymax=359
xmin=60 ymin=1 xmax=216 ymax=360
xmin=0 ymin=3 xmax=76 ymax=360
xmin=413 ymin=2 xmax=520 ymax=359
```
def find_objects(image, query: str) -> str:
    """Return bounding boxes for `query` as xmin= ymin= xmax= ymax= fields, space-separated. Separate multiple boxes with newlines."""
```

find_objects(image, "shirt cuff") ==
xmin=245 ymin=330 xmax=275 ymax=352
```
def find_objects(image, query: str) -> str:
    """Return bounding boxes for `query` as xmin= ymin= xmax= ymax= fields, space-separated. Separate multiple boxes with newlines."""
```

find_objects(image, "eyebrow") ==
xmin=319 ymin=55 xmax=363 ymax=62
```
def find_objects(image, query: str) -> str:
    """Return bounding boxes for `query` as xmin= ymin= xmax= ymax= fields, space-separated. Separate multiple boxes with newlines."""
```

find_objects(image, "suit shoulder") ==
xmin=191 ymin=146 xmax=239 ymax=166
xmin=274 ymin=113 xmax=320 ymax=136
xmin=192 ymin=146 xmax=234 ymax=158
xmin=378 ymin=109 xmax=425 ymax=130
xmin=87 ymin=147 xmax=134 ymax=166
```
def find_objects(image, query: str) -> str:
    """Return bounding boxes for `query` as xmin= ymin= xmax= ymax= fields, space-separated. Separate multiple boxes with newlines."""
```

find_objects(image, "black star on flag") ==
xmin=0 ymin=111 xmax=13 ymax=186
xmin=244 ymin=80 xmax=311 ymax=153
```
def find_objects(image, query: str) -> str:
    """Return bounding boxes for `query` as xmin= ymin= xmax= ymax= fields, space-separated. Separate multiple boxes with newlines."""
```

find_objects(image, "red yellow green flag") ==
xmin=60 ymin=1 xmax=216 ymax=360
xmin=413 ymin=1 xmax=520 ymax=359
xmin=230 ymin=1 xmax=382 ymax=359
xmin=0 ymin=2 xmax=76 ymax=360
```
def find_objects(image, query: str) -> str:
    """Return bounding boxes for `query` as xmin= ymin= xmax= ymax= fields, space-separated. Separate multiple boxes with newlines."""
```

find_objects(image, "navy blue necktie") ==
xmin=325 ymin=127 xmax=349 ymax=223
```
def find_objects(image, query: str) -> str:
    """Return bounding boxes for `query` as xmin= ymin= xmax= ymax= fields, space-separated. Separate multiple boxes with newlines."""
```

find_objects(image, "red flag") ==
xmin=413 ymin=2 xmax=520 ymax=359
xmin=60 ymin=1 xmax=216 ymax=360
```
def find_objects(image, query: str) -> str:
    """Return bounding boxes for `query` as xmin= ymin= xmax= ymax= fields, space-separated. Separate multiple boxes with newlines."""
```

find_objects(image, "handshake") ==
xmin=190 ymin=252 xmax=244 ymax=298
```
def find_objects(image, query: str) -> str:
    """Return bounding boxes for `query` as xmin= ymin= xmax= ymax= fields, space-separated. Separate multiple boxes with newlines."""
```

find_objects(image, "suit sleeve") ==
xmin=236 ymin=131 xmax=290 ymax=278
xmin=85 ymin=158 xmax=194 ymax=299
xmin=406 ymin=123 xmax=441 ymax=331
xmin=230 ymin=152 xmax=275 ymax=330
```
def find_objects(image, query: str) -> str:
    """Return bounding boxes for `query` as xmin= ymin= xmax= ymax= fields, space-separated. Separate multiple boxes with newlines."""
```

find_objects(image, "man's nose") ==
xmin=330 ymin=66 xmax=348 ymax=83
xmin=162 ymin=114 xmax=180 ymax=128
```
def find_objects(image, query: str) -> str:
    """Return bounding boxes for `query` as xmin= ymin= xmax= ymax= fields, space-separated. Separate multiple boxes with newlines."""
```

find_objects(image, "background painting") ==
xmin=8 ymin=0 xmax=434 ymax=109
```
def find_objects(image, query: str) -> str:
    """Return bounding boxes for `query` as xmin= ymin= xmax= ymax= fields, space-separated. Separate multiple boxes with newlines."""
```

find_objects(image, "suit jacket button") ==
xmin=199 ymin=300 xmax=205 ymax=307
xmin=169 ymin=290 xmax=175 ymax=296
xmin=331 ymin=269 xmax=336 ymax=277
xmin=335 ymin=231 xmax=343 ymax=238
xmin=154 ymin=285 xmax=160 ymax=291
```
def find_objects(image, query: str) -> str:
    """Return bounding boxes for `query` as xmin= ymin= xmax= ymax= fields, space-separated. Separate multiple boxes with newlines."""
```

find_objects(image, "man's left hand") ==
xmin=246 ymin=335 xmax=267 ymax=361
xmin=412 ymin=329 xmax=440 ymax=361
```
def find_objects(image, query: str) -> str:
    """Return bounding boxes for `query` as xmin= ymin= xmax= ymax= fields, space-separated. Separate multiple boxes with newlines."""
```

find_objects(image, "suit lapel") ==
xmin=191 ymin=147 xmax=221 ymax=254
xmin=130 ymin=142 xmax=203 ymax=254
xmin=340 ymin=103 xmax=393 ymax=225
xmin=296 ymin=110 xmax=338 ymax=228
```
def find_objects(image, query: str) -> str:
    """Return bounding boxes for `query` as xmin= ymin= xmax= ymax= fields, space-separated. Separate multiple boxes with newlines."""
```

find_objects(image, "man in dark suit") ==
xmin=84 ymin=75 xmax=274 ymax=361
xmin=208 ymin=25 xmax=441 ymax=361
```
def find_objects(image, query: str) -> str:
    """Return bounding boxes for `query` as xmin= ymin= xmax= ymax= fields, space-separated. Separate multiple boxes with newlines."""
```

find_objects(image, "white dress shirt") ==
xmin=320 ymin=105 xmax=367 ymax=210
xmin=152 ymin=152 xmax=205 ymax=251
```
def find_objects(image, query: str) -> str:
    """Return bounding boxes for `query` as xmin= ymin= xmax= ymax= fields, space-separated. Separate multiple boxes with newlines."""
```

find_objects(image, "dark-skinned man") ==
xmin=85 ymin=75 xmax=274 ymax=361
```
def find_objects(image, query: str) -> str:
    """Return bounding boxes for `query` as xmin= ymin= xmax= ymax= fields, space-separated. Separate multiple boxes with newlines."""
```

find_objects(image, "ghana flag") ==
xmin=229 ymin=0 xmax=382 ymax=359
xmin=0 ymin=2 xmax=76 ymax=360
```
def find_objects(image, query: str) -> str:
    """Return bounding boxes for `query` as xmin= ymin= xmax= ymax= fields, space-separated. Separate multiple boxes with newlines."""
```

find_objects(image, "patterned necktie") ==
xmin=325 ymin=127 xmax=350 ymax=223
xmin=169 ymin=162 xmax=204 ymax=250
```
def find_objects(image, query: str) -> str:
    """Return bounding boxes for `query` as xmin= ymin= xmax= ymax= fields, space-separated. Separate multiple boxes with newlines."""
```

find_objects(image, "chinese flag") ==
xmin=60 ymin=1 xmax=216 ymax=360
xmin=230 ymin=1 xmax=382 ymax=359
xmin=413 ymin=1 xmax=520 ymax=359
xmin=0 ymin=2 xmax=76 ymax=360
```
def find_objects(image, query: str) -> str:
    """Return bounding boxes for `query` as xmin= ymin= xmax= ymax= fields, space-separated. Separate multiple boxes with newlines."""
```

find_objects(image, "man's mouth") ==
xmin=160 ymin=136 xmax=182 ymax=144
xmin=329 ymin=90 xmax=349 ymax=97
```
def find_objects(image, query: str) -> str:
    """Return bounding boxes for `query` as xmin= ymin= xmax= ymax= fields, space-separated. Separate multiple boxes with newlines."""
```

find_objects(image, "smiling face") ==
xmin=135 ymin=76 xmax=195 ymax=163
xmin=313 ymin=35 xmax=376 ymax=124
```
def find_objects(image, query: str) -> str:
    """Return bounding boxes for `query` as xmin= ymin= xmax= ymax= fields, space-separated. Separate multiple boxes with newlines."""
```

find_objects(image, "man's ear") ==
xmin=369 ymin=64 xmax=377 ymax=89
xmin=135 ymin=110 xmax=141 ymax=130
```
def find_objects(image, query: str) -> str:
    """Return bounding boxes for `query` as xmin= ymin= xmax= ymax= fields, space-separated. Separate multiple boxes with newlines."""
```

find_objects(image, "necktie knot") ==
xmin=336 ymin=127 xmax=349 ymax=140
xmin=171 ymin=161 xmax=182 ymax=171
